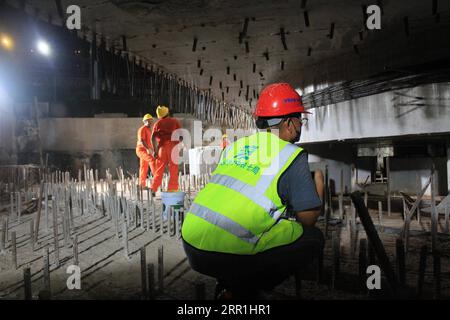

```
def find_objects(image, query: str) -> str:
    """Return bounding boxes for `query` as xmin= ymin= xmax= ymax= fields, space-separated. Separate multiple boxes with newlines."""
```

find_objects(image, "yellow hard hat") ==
xmin=143 ymin=114 xmax=153 ymax=122
xmin=156 ymin=106 xmax=169 ymax=119
xmin=222 ymin=134 xmax=228 ymax=139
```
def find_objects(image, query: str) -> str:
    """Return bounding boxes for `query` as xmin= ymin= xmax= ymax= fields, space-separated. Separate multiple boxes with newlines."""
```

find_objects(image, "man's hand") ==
xmin=296 ymin=209 xmax=321 ymax=227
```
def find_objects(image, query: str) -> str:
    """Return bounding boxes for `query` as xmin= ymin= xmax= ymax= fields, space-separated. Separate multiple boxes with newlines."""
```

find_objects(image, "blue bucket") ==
xmin=161 ymin=192 xmax=185 ymax=220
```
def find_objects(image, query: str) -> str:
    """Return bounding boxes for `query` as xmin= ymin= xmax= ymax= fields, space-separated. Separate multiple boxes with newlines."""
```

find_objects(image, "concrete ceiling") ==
xmin=7 ymin=0 xmax=450 ymax=111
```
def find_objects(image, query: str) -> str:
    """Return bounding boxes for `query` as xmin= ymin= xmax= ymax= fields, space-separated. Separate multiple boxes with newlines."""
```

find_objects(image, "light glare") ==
xmin=37 ymin=40 xmax=51 ymax=56
xmin=0 ymin=34 xmax=14 ymax=50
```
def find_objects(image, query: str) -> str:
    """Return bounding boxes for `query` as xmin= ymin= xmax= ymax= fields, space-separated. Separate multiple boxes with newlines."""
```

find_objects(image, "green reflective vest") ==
xmin=182 ymin=131 xmax=304 ymax=255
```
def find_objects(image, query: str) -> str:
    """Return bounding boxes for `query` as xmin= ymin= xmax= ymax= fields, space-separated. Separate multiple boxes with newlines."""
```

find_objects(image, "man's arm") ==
xmin=151 ymin=132 xmax=159 ymax=159
xmin=141 ymin=140 xmax=152 ymax=154
xmin=138 ymin=127 xmax=152 ymax=154
xmin=295 ymin=170 xmax=324 ymax=227
xmin=278 ymin=152 xmax=323 ymax=227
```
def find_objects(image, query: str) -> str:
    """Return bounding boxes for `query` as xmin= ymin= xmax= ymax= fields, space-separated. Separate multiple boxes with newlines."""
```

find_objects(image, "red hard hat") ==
xmin=254 ymin=83 xmax=310 ymax=117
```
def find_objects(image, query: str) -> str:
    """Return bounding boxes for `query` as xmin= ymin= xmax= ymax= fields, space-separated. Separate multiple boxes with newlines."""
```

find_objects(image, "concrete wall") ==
xmin=303 ymin=143 xmax=355 ymax=194
xmin=307 ymin=156 xmax=374 ymax=195
xmin=308 ymin=156 xmax=352 ymax=195
xmin=40 ymin=118 xmax=143 ymax=152
xmin=39 ymin=116 xmax=194 ymax=178
xmin=38 ymin=115 xmax=231 ymax=178
xmin=40 ymin=114 xmax=255 ymax=153
xmin=390 ymin=157 xmax=447 ymax=196
xmin=39 ymin=116 xmax=198 ymax=152
xmin=300 ymin=83 xmax=450 ymax=144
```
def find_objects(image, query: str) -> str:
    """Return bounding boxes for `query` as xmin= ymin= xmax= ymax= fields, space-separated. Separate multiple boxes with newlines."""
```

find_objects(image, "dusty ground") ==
xmin=0 ymin=188 xmax=449 ymax=300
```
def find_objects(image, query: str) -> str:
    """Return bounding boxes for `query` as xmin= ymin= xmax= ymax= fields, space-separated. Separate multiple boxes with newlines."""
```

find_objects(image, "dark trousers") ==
xmin=183 ymin=226 xmax=324 ymax=291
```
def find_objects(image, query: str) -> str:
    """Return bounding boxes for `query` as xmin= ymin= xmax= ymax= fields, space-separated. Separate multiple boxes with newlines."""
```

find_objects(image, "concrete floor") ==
xmin=0 ymin=185 xmax=449 ymax=300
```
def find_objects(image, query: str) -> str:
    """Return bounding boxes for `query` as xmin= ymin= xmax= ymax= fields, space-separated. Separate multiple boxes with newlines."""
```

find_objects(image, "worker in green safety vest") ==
xmin=182 ymin=83 xmax=324 ymax=299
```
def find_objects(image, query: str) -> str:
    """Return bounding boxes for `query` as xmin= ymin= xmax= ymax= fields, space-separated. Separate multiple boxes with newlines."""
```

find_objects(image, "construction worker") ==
xmin=151 ymin=106 xmax=183 ymax=194
xmin=181 ymin=83 xmax=325 ymax=298
xmin=220 ymin=134 xmax=230 ymax=150
xmin=136 ymin=114 xmax=155 ymax=189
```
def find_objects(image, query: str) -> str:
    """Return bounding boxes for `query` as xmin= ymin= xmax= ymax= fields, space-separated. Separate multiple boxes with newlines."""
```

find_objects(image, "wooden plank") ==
xmin=359 ymin=238 xmax=367 ymax=292
xmin=351 ymin=192 xmax=397 ymax=293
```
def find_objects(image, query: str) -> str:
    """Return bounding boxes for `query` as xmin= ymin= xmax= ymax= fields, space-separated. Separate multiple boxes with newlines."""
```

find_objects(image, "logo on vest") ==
xmin=220 ymin=145 xmax=261 ymax=175
xmin=234 ymin=145 xmax=258 ymax=163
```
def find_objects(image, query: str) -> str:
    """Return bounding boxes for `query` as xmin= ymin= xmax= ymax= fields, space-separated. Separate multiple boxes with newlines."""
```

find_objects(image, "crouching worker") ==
xmin=181 ymin=83 xmax=325 ymax=299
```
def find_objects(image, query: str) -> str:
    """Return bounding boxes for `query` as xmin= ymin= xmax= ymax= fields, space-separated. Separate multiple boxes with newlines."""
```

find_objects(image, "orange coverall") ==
xmin=136 ymin=125 xmax=155 ymax=188
xmin=150 ymin=117 xmax=182 ymax=192
xmin=221 ymin=138 xmax=230 ymax=150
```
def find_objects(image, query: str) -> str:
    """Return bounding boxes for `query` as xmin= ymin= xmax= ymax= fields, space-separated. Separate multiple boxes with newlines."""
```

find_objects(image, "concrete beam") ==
xmin=301 ymin=83 xmax=450 ymax=144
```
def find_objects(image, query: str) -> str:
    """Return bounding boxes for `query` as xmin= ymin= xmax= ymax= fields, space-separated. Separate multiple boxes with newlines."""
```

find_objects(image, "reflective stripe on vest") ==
xmin=211 ymin=143 xmax=298 ymax=222
xmin=255 ymin=143 xmax=299 ymax=192
xmin=210 ymin=174 xmax=281 ymax=219
xmin=189 ymin=203 xmax=260 ymax=244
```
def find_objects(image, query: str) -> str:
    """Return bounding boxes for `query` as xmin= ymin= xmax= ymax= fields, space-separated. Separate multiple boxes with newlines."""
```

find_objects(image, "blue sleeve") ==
xmin=278 ymin=151 xmax=322 ymax=213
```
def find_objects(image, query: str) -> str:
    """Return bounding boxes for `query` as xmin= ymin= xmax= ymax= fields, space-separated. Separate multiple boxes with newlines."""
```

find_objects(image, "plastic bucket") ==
xmin=161 ymin=191 xmax=185 ymax=220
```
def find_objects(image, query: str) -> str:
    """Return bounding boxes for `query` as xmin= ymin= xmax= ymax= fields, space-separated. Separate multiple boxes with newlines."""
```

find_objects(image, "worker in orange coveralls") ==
xmin=151 ymin=106 xmax=183 ymax=194
xmin=220 ymin=134 xmax=230 ymax=150
xmin=136 ymin=114 xmax=155 ymax=189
